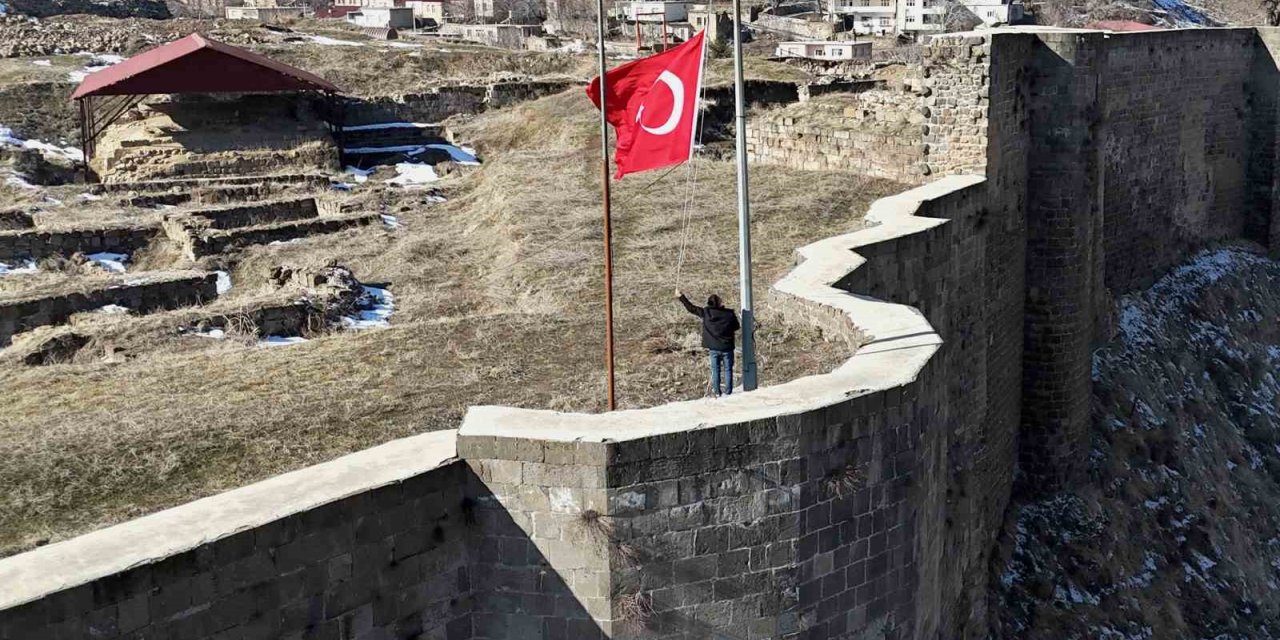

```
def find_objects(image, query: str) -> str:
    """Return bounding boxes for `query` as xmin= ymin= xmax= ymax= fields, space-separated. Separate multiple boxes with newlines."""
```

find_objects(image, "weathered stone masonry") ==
xmin=0 ymin=224 xmax=158 ymax=262
xmin=0 ymin=271 xmax=218 ymax=347
xmin=6 ymin=27 xmax=1280 ymax=640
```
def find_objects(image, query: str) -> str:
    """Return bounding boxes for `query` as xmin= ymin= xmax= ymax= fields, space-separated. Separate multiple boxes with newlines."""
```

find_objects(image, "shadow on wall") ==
xmin=468 ymin=484 xmax=606 ymax=638
xmin=144 ymin=95 xmax=331 ymax=153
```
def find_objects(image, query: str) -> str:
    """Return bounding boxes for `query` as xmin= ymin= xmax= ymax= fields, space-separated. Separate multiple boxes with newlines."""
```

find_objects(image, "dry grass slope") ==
xmin=0 ymin=88 xmax=903 ymax=555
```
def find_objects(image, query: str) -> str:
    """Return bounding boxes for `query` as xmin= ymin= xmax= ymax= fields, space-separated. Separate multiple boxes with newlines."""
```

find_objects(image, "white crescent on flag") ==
xmin=585 ymin=30 xmax=706 ymax=178
xmin=635 ymin=70 xmax=685 ymax=136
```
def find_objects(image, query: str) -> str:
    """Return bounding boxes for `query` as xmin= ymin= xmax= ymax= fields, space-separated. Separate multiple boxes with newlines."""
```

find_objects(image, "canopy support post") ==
xmin=77 ymin=94 xmax=148 ymax=184
xmin=77 ymin=97 xmax=92 ymax=183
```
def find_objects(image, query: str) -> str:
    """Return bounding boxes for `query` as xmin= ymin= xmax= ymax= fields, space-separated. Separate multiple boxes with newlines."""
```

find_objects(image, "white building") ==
xmin=404 ymin=0 xmax=445 ymax=23
xmin=346 ymin=6 xmax=416 ymax=27
xmin=895 ymin=0 xmax=946 ymax=36
xmin=618 ymin=0 xmax=694 ymax=22
xmin=225 ymin=5 xmax=306 ymax=20
xmin=829 ymin=0 xmax=1021 ymax=37
xmin=473 ymin=0 xmax=540 ymax=22
xmin=775 ymin=40 xmax=872 ymax=60
xmin=962 ymin=0 xmax=1023 ymax=25
xmin=828 ymin=0 xmax=895 ymax=35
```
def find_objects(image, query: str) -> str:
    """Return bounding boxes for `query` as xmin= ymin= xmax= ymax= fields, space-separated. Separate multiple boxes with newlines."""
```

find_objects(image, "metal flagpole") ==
xmin=730 ymin=0 xmax=757 ymax=391
xmin=596 ymin=0 xmax=618 ymax=410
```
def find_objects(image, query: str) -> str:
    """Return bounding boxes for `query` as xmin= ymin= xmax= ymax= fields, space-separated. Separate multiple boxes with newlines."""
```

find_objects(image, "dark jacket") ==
xmin=679 ymin=294 xmax=740 ymax=351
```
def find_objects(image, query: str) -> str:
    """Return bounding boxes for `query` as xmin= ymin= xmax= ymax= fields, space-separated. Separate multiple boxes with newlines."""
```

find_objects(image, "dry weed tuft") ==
xmin=823 ymin=463 xmax=866 ymax=499
xmin=613 ymin=591 xmax=655 ymax=629
xmin=577 ymin=508 xmax=615 ymax=540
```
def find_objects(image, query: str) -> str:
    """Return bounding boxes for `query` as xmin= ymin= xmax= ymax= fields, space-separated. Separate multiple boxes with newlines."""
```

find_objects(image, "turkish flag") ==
xmin=587 ymin=31 xmax=706 ymax=179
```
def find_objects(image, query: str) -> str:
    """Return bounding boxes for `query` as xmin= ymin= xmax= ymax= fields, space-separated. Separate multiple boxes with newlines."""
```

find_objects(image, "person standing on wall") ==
xmin=675 ymin=289 xmax=741 ymax=397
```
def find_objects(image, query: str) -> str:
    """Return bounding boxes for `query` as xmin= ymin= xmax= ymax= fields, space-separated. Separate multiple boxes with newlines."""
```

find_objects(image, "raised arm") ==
xmin=676 ymin=290 xmax=704 ymax=318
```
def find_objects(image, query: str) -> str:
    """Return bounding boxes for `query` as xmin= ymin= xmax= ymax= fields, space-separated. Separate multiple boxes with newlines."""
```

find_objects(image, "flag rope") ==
xmin=673 ymin=37 xmax=710 ymax=290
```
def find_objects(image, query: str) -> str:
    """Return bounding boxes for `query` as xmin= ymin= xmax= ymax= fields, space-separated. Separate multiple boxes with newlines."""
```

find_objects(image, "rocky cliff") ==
xmin=993 ymin=246 xmax=1280 ymax=638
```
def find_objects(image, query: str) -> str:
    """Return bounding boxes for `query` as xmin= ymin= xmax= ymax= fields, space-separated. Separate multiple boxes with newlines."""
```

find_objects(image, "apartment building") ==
xmin=829 ymin=0 xmax=1022 ymax=37
xmin=775 ymin=40 xmax=872 ymax=60
xmin=828 ymin=0 xmax=895 ymax=35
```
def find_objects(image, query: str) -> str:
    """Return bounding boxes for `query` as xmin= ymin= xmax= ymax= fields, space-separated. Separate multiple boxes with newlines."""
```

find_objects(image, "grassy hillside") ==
xmin=0 ymin=88 xmax=903 ymax=555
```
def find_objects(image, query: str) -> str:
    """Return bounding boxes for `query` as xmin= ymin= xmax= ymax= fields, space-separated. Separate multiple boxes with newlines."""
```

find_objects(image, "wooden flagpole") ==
xmin=596 ymin=0 xmax=617 ymax=411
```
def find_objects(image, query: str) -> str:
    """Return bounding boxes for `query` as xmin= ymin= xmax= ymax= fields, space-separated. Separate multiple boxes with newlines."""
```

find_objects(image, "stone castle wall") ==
xmin=5 ymin=26 xmax=1280 ymax=640
xmin=0 ymin=432 xmax=471 ymax=639
xmin=339 ymin=81 xmax=576 ymax=128
xmin=745 ymin=88 xmax=927 ymax=184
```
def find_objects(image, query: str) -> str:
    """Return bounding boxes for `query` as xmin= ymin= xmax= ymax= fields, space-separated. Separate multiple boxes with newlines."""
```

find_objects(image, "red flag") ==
xmin=587 ymin=31 xmax=706 ymax=179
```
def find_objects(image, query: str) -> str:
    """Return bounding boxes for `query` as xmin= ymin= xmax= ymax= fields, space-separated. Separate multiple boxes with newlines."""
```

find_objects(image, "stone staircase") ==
xmin=162 ymin=197 xmax=380 ymax=258
xmin=337 ymin=122 xmax=453 ymax=167
xmin=0 ymin=271 xmax=220 ymax=348
xmin=102 ymin=174 xmax=333 ymax=208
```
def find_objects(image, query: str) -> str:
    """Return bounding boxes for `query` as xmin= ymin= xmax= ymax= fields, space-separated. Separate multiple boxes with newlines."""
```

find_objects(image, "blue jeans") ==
xmin=709 ymin=349 xmax=734 ymax=396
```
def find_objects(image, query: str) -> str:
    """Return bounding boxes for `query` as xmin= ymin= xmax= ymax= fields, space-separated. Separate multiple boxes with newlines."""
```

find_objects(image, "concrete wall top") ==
xmin=0 ymin=429 xmax=458 ymax=612
xmin=458 ymin=175 xmax=983 ymax=444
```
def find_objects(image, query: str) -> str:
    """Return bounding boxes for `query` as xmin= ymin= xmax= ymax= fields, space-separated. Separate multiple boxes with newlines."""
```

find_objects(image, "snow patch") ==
xmin=385 ymin=162 xmax=438 ymax=186
xmin=309 ymin=35 xmax=364 ymax=47
xmin=4 ymin=171 xmax=37 ymax=189
xmin=215 ymin=271 xmax=232 ymax=295
xmin=31 ymin=60 xmax=51 ymax=67
xmin=0 ymin=125 xmax=84 ymax=163
xmin=93 ymin=304 xmax=129 ymax=315
xmin=380 ymin=214 xmax=402 ymax=229
xmin=345 ymin=165 xmax=373 ymax=182
xmin=0 ymin=259 xmax=37 ymax=275
xmin=342 ymin=286 xmax=395 ymax=329
xmin=261 ymin=335 xmax=308 ymax=346
xmin=340 ymin=121 xmax=436 ymax=132
xmin=342 ymin=143 xmax=480 ymax=165
xmin=68 ymin=54 xmax=125 ymax=83
xmin=86 ymin=252 xmax=128 ymax=273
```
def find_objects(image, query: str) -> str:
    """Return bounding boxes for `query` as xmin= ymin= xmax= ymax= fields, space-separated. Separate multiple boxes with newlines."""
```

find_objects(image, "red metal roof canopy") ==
xmin=71 ymin=33 xmax=340 ymax=100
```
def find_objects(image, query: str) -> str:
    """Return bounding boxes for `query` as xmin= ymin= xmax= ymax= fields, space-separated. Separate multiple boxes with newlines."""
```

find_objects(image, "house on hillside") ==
xmin=223 ymin=0 xmax=307 ymax=20
xmin=346 ymin=5 xmax=415 ymax=27
xmin=404 ymin=0 xmax=446 ymax=24
xmin=826 ymin=0 xmax=1023 ymax=38
xmin=440 ymin=23 xmax=544 ymax=48
xmin=688 ymin=4 xmax=731 ymax=41
xmin=775 ymin=40 xmax=871 ymax=60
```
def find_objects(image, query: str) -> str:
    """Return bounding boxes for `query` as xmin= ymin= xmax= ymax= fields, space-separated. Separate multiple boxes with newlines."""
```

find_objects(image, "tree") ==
xmin=941 ymin=0 xmax=983 ymax=31
xmin=1265 ymin=0 xmax=1280 ymax=25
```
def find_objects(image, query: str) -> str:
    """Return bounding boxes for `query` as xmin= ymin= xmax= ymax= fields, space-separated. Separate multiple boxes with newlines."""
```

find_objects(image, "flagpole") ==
xmin=731 ymin=0 xmax=757 ymax=391
xmin=596 ymin=0 xmax=618 ymax=411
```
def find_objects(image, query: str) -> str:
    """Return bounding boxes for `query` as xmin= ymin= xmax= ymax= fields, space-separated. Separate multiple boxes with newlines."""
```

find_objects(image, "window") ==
xmin=880 ymin=16 xmax=890 ymax=25
xmin=906 ymin=0 xmax=914 ymax=6
xmin=906 ymin=14 xmax=915 ymax=21
xmin=831 ymin=47 xmax=842 ymax=55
